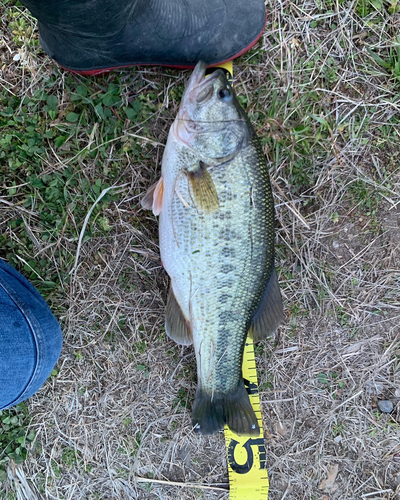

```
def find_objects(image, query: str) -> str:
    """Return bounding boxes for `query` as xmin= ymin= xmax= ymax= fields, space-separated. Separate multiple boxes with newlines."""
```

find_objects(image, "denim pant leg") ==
xmin=0 ymin=259 xmax=63 ymax=410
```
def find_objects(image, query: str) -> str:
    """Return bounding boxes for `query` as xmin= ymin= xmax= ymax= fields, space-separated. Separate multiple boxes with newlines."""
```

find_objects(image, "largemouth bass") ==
xmin=142 ymin=61 xmax=283 ymax=435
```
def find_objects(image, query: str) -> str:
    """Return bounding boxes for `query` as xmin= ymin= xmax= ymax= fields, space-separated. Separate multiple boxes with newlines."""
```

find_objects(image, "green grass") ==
xmin=0 ymin=404 xmax=35 ymax=481
xmin=0 ymin=62 xmax=163 ymax=303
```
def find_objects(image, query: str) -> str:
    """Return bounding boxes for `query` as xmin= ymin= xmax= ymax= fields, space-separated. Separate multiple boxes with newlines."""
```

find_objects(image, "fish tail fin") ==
xmin=192 ymin=382 xmax=259 ymax=436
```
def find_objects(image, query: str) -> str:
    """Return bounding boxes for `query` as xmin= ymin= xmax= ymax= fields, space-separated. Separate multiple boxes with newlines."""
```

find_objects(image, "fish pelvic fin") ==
xmin=188 ymin=162 xmax=219 ymax=212
xmin=249 ymin=267 xmax=284 ymax=342
xmin=165 ymin=287 xmax=192 ymax=346
xmin=141 ymin=177 xmax=164 ymax=216
xmin=192 ymin=382 xmax=259 ymax=436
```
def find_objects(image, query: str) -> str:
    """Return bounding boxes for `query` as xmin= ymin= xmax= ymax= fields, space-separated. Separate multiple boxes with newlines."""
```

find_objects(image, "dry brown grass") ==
xmin=1 ymin=0 xmax=400 ymax=498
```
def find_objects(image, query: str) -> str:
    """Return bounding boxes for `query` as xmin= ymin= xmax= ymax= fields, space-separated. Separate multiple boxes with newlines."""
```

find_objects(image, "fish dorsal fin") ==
xmin=188 ymin=162 xmax=219 ymax=211
xmin=249 ymin=267 xmax=284 ymax=341
xmin=141 ymin=177 xmax=164 ymax=215
xmin=165 ymin=286 xmax=193 ymax=346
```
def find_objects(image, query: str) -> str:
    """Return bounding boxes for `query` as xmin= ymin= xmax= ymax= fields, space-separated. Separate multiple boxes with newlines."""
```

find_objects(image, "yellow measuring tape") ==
xmin=206 ymin=61 xmax=269 ymax=499
xmin=224 ymin=337 xmax=269 ymax=499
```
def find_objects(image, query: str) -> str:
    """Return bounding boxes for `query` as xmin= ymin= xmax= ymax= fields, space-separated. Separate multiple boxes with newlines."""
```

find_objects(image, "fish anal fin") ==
xmin=249 ymin=267 xmax=284 ymax=342
xmin=141 ymin=177 xmax=164 ymax=216
xmin=192 ymin=381 xmax=259 ymax=436
xmin=188 ymin=162 xmax=219 ymax=211
xmin=165 ymin=287 xmax=192 ymax=346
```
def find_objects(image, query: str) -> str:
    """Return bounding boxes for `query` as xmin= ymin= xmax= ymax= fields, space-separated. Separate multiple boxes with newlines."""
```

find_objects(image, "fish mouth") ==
xmin=185 ymin=61 xmax=222 ymax=99
xmin=174 ymin=61 xmax=224 ymax=145
xmin=178 ymin=61 xmax=224 ymax=118
xmin=186 ymin=61 xmax=209 ymax=92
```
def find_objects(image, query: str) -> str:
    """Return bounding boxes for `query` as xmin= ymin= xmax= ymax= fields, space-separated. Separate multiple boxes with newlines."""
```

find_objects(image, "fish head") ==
xmin=174 ymin=61 xmax=250 ymax=162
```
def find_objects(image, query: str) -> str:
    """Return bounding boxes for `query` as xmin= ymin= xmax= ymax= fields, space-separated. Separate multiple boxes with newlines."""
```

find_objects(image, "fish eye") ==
xmin=218 ymin=88 xmax=231 ymax=100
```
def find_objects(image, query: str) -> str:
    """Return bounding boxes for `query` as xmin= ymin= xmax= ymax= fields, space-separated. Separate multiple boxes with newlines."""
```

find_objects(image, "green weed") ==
xmin=356 ymin=0 xmax=384 ymax=16
xmin=172 ymin=388 xmax=190 ymax=409
xmin=0 ymin=403 xmax=35 ymax=482
xmin=61 ymin=447 xmax=79 ymax=467
xmin=136 ymin=364 xmax=149 ymax=378
xmin=118 ymin=434 xmax=142 ymax=457
xmin=316 ymin=372 xmax=345 ymax=398
xmin=368 ymin=37 xmax=400 ymax=83
xmin=332 ymin=422 xmax=345 ymax=436
xmin=7 ymin=8 xmax=38 ymax=49
xmin=259 ymin=371 xmax=274 ymax=392
xmin=348 ymin=180 xmax=379 ymax=212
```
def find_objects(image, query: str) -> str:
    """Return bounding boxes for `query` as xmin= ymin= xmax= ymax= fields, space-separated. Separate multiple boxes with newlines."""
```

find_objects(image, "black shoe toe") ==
xmin=22 ymin=0 xmax=266 ymax=72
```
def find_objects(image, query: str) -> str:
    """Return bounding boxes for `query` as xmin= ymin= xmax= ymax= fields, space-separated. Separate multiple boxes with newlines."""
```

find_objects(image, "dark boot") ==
xmin=20 ymin=0 xmax=266 ymax=74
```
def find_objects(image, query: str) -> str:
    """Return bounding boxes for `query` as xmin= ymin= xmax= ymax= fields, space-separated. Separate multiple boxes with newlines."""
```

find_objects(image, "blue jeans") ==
xmin=0 ymin=259 xmax=62 ymax=410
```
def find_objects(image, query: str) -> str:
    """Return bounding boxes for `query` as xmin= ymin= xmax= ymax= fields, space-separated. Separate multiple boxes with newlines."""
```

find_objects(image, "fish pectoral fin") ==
xmin=165 ymin=287 xmax=193 ymax=346
xmin=188 ymin=162 xmax=219 ymax=211
xmin=141 ymin=177 xmax=164 ymax=216
xmin=249 ymin=267 xmax=284 ymax=342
